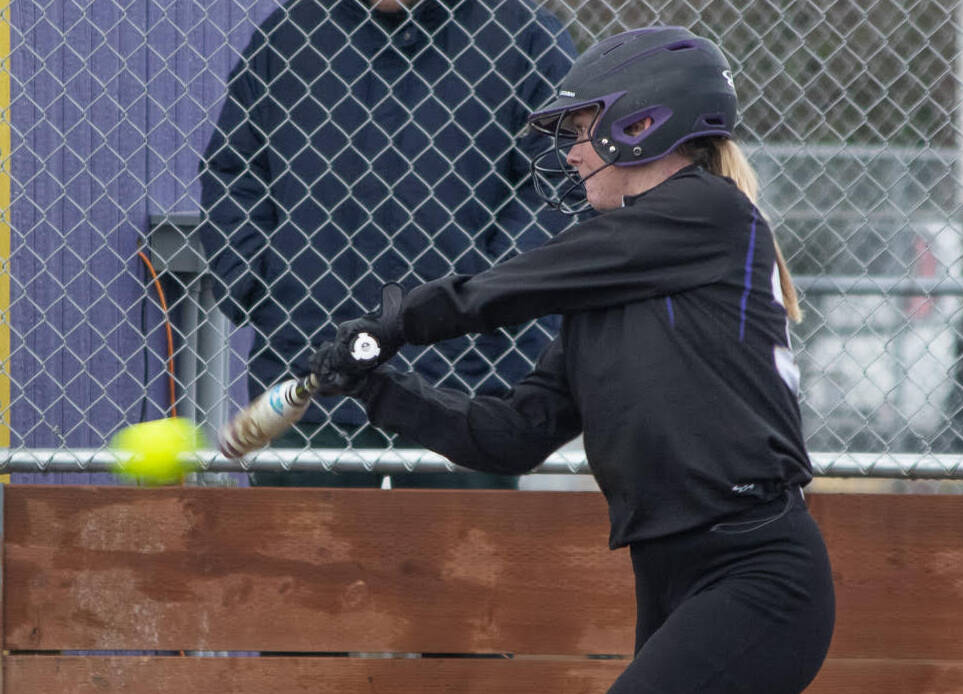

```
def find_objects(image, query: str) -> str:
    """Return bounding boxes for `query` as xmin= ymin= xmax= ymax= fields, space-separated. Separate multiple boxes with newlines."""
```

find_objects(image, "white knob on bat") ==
xmin=349 ymin=332 xmax=381 ymax=362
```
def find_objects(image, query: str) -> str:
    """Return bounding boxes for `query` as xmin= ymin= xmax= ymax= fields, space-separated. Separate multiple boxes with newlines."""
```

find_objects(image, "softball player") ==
xmin=312 ymin=26 xmax=835 ymax=693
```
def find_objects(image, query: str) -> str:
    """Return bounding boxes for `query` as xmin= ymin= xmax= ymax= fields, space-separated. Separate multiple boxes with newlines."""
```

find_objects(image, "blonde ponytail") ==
xmin=679 ymin=137 xmax=801 ymax=323
xmin=715 ymin=139 xmax=759 ymax=205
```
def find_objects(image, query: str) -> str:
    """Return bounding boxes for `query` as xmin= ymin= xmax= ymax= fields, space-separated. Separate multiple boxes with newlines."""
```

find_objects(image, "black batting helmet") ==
xmin=528 ymin=26 xmax=738 ymax=213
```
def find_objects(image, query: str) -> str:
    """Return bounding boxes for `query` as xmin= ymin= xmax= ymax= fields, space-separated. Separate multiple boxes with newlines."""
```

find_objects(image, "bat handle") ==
xmin=293 ymin=372 xmax=321 ymax=399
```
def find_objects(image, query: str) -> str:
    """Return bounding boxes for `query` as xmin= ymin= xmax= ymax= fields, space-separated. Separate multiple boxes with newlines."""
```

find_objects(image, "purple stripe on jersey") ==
xmin=739 ymin=209 xmax=759 ymax=341
xmin=666 ymin=296 xmax=675 ymax=327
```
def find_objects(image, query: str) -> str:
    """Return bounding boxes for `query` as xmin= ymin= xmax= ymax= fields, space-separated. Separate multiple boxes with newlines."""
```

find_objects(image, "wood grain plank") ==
xmin=808 ymin=658 xmax=963 ymax=693
xmin=5 ymin=655 xmax=963 ymax=694
xmin=5 ymin=488 xmax=963 ymax=660
xmin=3 ymin=487 xmax=633 ymax=654
xmin=807 ymin=494 xmax=963 ymax=660
xmin=3 ymin=655 xmax=628 ymax=693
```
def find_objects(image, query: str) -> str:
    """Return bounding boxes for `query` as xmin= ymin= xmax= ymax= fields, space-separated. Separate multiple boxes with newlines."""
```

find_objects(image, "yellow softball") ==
xmin=110 ymin=417 xmax=204 ymax=485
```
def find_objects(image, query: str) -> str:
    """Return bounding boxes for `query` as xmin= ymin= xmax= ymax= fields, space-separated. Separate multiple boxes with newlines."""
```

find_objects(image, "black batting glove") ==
xmin=308 ymin=342 xmax=369 ymax=397
xmin=334 ymin=283 xmax=406 ymax=370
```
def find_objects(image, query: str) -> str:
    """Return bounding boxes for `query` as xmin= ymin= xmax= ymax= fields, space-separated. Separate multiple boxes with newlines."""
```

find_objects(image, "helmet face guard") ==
xmin=529 ymin=105 xmax=602 ymax=215
xmin=528 ymin=27 xmax=738 ymax=214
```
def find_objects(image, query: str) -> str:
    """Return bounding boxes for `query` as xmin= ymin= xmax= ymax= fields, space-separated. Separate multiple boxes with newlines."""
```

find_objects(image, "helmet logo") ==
xmin=559 ymin=89 xmax=576 ymax=97
xmin=722 ymin=70 xmax=734 ymax=90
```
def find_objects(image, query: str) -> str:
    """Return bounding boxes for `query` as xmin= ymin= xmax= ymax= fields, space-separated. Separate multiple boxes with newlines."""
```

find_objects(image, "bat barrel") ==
xmin=219 ymin=376 xmax=318 ymax=458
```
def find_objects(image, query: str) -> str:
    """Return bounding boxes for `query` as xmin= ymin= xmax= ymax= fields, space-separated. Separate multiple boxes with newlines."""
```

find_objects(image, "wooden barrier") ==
xmin=3 ymin=486 xmax=963 ymax=693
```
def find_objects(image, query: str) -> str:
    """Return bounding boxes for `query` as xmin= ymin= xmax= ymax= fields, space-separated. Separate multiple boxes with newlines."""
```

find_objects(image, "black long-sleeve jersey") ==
xmin=359 ymin=165 xmax=812 ymax=547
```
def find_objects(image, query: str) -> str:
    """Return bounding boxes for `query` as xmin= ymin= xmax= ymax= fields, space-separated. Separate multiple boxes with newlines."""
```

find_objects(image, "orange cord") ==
xmin=137 ymin=251 xmax=178 ymax=418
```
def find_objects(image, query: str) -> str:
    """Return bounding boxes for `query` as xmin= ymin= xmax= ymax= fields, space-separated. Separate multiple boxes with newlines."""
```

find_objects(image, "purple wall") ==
xmin=10 ymin=0 xmax=279 ymax=481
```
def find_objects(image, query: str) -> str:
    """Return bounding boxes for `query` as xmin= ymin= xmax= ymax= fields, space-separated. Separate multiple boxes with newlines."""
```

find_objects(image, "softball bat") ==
xmin=218 ymin=331 xmax=381 ymax=458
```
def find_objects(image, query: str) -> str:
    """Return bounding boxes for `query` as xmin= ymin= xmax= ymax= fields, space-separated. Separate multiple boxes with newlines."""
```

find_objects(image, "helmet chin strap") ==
xmin=558 ymin=159 xmax=616 ymax=214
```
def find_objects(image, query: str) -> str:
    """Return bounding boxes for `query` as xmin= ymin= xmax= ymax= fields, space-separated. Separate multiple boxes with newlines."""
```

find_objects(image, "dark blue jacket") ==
xmin=199 ymin=0 xmax=576 ymax=427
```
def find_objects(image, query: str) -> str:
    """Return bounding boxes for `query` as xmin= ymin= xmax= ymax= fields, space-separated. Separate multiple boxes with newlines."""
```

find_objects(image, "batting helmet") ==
xmin=528 ymin=26 xmax=738 ymax=213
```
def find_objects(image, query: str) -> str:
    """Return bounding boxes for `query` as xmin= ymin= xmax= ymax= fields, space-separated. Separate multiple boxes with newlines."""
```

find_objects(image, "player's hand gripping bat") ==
xmin=218 ymin=284 xmax=404 ymax=458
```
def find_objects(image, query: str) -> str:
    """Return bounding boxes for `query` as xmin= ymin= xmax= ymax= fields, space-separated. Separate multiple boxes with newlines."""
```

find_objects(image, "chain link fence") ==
xmin=3 ymin=0 xmax=963 ymax=478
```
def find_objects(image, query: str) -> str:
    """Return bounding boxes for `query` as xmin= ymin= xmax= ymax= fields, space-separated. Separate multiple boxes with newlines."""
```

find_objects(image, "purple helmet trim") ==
xmin=529 ymin=91 xmax=626 ymax=134
xmin=611 ymin=129 xmax=732 ymax=167
xmin=611 ymin=105 xmax=673 ymax=146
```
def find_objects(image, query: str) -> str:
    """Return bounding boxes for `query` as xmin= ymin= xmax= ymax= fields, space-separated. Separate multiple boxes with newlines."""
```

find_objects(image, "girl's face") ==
xmin=564 ymin=109 xmax=627 ymax=211
xmin=565 ymin=109 xmax=674 ymax=210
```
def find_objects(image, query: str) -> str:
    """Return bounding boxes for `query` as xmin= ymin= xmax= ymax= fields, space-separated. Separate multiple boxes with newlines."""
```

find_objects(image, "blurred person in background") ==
xmin=312 ymin=26 xmax=835 ymax=693
xmin=199 ymin=0 xmax=576 ymax=488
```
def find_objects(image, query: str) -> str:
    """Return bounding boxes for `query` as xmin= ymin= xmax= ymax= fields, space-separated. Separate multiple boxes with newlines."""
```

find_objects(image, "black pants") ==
xmin=249 ymin=425 xmax=518 ymax=489
xmin=610 ymin=489 xmax=835 ymax=694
